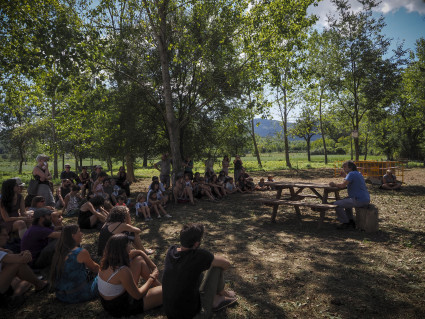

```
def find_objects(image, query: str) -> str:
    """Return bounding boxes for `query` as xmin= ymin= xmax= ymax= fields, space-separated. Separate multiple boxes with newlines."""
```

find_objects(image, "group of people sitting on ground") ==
xmin=1 ymin=196 xmax=236 ymax=317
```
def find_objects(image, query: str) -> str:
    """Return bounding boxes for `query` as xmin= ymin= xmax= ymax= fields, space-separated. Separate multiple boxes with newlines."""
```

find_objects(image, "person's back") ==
xmin=346 ymin=170 xmax=370 ymax=202
xmin=163 ymin=245 xmax=214 ymax=319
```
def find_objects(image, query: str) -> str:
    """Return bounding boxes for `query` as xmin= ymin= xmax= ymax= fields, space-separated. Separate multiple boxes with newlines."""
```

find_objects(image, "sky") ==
xmin=269 ymin=0 xmax=425 ymax=121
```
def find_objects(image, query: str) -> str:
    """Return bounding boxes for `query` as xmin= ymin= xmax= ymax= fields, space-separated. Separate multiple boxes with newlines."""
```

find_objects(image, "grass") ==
xmin=2 ymin=167 xmax=425 ymax=318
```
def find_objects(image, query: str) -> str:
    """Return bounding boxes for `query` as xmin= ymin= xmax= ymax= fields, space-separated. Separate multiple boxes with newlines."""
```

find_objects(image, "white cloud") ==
xmin=309 ymin=0 xmax=425 ymax=27
xmin=378 ymin=0 xmax=425 ymax=15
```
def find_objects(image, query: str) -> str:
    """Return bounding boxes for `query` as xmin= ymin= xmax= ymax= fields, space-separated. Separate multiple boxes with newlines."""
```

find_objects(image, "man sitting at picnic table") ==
xmin=329 ymin=161 xmax=370 ymax=230
xmin=381 ymin=169 xmax=401 ymax=190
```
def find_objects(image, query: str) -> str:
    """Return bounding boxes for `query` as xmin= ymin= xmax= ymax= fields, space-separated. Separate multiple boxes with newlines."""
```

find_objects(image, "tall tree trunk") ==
xmin=318 ymin=89 xmax=328 ymax=164
xmin=80 ymin=157 xmax=82 ymax=168
xmin=307 ymin=137 xmax=311 ymax=162
xmin=143 ymin=152 xmax=148 ymax=167
xmin=107 ymin=157 xmax=113 ymax=175
xmin=125 ymin=154 xmax=136 ymax=183
xmin=51 ymin=99 xmax=58 ymax=178
xmin=18 ymin=146 xmax=24 ymax=174
xmin=282 ymin=87 xmax=292 ymax=168
xmin=62 ymin=154 xmax=65 ymax=171
xmin=74 ymin=155 xmax=78 ymax=172
xmin=364 ymin=132 xmax=368 ymax=160
xmin=350 ymin=137 xmax=353 ymax=160
xmin=248 ymin=92 xmax=262 ymax=168
xmin=156 ymin=1 xmax=182 ymax=180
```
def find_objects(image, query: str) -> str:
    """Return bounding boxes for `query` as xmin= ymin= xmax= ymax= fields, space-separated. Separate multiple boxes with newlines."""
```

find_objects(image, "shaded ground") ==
xmin=4 ymin=168 xmax=425 ymax=318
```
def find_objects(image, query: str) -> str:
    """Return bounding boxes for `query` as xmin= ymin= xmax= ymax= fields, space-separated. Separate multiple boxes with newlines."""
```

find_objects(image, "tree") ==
xmin=399 ymin=38 xmax=425 ymax=161
xmin=325 ymin=0 xmax=403 ymax=160
xmin=290 ymin=106 xmax=318 ymax=161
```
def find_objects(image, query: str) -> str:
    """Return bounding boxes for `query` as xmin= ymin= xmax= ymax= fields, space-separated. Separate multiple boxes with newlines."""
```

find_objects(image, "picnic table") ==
xmin=257 ymin=181 xmax=341 ymax=228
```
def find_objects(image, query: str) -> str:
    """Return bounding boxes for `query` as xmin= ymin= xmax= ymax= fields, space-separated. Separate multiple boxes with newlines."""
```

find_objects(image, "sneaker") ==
xmin=157 ymin=215 xmax=162 ymax=219
xmin=145 ymin=217 xmax=149 ymax=222
xmin=165 ymin=214 xmax=172 ymax=218
xmin=148 ymin=217 xmax=153 ymax=221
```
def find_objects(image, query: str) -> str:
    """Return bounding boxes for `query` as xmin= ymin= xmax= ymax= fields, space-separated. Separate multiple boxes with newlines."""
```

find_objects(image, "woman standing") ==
xmin=0 ymin=179 xmax=30 ymax=239
xmin=32 ymin=154 xmax=55 ymax=207
xmin=98 ymin=234 xmax=162 ymax=317
xmin=49 ymin=224 xmax=99 ymax=303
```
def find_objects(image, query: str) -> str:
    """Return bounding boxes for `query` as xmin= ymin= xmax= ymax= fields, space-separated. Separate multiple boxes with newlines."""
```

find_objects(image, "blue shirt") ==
xmin=345 ymin=171 xmax=370 ymax=202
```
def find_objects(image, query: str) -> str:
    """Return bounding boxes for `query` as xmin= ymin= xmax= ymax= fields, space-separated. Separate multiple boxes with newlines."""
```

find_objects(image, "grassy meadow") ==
xmin=1 ymin=152 xmax=422 ymax=185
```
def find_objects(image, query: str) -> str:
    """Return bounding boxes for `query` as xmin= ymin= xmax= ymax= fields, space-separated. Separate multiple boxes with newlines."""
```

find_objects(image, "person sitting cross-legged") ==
xmin=162 ymin=223 xmax=237 ymax=319
xmin=381 ymin=169 xmax=402 ymax=190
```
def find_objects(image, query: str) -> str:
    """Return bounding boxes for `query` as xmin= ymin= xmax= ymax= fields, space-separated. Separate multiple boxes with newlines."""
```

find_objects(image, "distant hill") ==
xmin=252 ymin=118 xmax=321 ymax=141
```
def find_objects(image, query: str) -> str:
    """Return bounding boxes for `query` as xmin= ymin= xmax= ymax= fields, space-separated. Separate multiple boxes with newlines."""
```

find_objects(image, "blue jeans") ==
xmin=333 ymin=197 xmax=370 ymax=223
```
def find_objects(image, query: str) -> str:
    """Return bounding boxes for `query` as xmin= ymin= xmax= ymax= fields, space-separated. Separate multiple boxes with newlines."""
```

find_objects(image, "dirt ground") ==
xmin=4 ymin=168 xmax=425 ymax=318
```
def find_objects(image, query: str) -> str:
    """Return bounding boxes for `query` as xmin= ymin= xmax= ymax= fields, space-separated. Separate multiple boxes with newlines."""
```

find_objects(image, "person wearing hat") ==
xmin=21 ymin=208 xmax=61 ymax=269
xmin=60 ymin=164 xmax=78 ymax=184
xmin=32 ymin=154 xmax=55 ymax=207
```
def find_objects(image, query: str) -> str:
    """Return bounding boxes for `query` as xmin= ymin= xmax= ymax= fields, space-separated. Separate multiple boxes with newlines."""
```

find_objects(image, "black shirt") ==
xmin=162 ymin=245 xmax=214 ymax=319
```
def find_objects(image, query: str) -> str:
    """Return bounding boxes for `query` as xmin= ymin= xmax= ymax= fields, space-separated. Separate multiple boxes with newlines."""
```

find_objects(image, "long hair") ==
xmin=1 ymin=179 xmax=17 ymax=213
xmin=100 ymin=234 xmax=130 ymax=271
xmin=49 ymin=224 xmax=79 ymax=289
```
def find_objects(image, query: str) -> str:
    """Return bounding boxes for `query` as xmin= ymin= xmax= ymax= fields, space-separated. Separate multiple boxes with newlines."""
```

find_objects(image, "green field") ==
xmin=0 ymin=153 xmax=422 ymax=185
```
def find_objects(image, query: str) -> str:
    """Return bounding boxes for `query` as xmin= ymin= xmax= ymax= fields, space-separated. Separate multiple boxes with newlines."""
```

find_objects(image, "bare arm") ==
xmin=119 ymin=267 xmax=158 ymax=300
xmin=329 ymin=180 xmax=349 ymax=189
xmin=63 ymin=193 xmax=71 ymax=211
xmin=77 ymin=248 xmax=100 ymax=273
xmin=0 ymin=205 xmax=31 ymax=223
xmin=48 ymin=231 xmax=62 ymax=239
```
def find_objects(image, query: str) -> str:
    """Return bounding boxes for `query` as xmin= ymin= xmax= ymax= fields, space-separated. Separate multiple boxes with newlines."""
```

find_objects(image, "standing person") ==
xmin=233 ymin=156 xmax=243 ymax=182
xmin=329 ymin=160 xmax=370 ymax=229
xmin=32 ymin=154 xmax=55 ymax=207
xmin=154 ymin=153 xmax=172 ymax=190
xmin=116 ymin=166 xmax=131 ymax=197
xmin=0 ymin=179 xmax=31 ymax=239
xmin=60 ymin=164 xmax=79 ymax=184
xmin=162 ymin=223 xmax=237 ymax=319
xmin=49 ymin=224 xmax=99 ymax=303
xmin=222 ymin=156 xmax=230 ymax=176
xmin=0 ymin=224 xmax=48 ymax=308
xmin=97 ymin=234 xmax=162 ymax=317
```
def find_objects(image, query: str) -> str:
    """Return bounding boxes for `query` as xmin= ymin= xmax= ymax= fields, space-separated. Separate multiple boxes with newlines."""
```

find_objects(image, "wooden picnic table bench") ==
xmin=258 ymin=181 xmax=341 ymax=228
